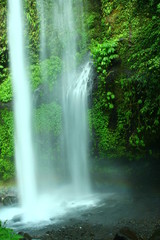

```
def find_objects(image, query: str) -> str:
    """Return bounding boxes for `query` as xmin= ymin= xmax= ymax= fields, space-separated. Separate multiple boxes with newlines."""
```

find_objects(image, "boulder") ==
xmin=12 ymin=214 xmax=22 ymax=223
xmin=18 ymin=232 xmax=32 ymax=240
xmin=2 ymin=195 xmax=18 ymax=206
xmin=113 ymin=227 xmax=140 ymax=240
xmin=149 ymin=229 xmax=160 ymax=240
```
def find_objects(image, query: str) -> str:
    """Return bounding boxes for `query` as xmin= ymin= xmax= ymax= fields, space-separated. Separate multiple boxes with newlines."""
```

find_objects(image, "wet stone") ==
xmin=113 ymin=227 xmax=140 ymax=240
xmin=12 ymin=214 xmax=22 ymax=223
xmin=2 ymin=195 xmax=18 ymax=206
xmin=18 ymin=232 xmax=32 ymax=240
xmin=149 ymin=229 xmax=160 ymax=240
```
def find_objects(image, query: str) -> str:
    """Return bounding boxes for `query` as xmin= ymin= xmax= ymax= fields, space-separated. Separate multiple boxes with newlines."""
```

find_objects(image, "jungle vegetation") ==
xmin=0 ymin=0 xmax=159 ymax=181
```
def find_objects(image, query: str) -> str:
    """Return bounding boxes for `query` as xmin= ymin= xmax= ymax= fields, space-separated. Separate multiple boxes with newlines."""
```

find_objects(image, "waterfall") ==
xmin=5 ymin=0 xmax=92 ymax=223
xmin=64 ymin=62 xmax=92 ymax=195
xmin=54 ymin=0 xmax=91 ymax=195
xmin=8 ymin=0 xmax=37 ymax=215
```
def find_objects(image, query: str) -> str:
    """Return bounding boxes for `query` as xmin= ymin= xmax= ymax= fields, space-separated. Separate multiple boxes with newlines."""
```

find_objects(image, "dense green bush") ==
xmin=88 ymin=0 xmax=160 ymax=158
xmin=91 ymin=39 xmax=118 ymax=80
xmin=0 ymin=221 xmax=22 ymax=240
xmin=0 ymin=110 xmax=14 ymax=180
xmin=0 ymin=76 xmax=12 ymax=102
xmin=30 ymin=56 xmax=62 ymax=90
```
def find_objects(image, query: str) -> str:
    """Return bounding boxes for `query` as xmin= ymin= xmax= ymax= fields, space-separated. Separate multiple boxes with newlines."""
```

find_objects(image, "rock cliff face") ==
xmin=0 ymin=186 xmax=18 ymax=206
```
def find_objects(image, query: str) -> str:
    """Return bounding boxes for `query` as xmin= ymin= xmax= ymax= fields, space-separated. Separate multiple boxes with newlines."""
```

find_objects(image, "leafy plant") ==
xmin=0 ymin=76 xmax=12 ymax=102
xmin=30 ymin=56 xmax=62 ymax=90
xmin=0 ymin=221 xmax=22 ymax=240
xmin=0 ymin=110 xmax=14 ymax=180
xmin=91 ymin=39 xmax=118 ymax=76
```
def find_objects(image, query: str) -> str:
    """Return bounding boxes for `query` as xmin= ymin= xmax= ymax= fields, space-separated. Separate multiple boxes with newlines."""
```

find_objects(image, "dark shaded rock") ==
xmin=149 ymin=229 xmax=160 ymax=240
xmin=113 ymin=227 xmax=140 ymax=240
xmin=18 ymin=232 xmax=32 ymax=240
xmin=12 ymin=214 xmax=22 ymax=223
xmin=0 ymin=101 xmax=12 ymax=110
xmin=2 ymin=195 xmax=18 ymax=206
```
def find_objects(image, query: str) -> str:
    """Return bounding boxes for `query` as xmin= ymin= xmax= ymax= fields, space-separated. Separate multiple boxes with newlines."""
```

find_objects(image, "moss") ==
xmin=34 ymin=102 xmax=62 ymax=135
xmin=0 ymin=109 xmax=15 ymax=180
xmin=88 ymin=0 xmax=160 ymax=159
xmin=0 ymin=76 xmax=12 ymax=102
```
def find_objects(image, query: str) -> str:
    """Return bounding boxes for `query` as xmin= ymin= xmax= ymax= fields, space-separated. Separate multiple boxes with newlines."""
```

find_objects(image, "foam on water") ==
xmin=0 ymin=189 xmax=103 ymax=226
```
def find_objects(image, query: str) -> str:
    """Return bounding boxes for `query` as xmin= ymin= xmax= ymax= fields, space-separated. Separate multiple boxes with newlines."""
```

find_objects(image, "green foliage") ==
xmin=0 ymin=110 xmax=14 ymax=158
xmin=0 ymin=221 xmax=22 ymax=240
xmin=0 ymin=2 xmax=8 ymax=78
xmin=24 ymin=0 xmax=40 ymax=63
xmin=106 ymin=92 xmax=115 ymax=109
xmin=0 ymin=0 xmax=159 ymax=181
xmin=0 ymin=159 xmax=15 ymax=181
xmin=84 ymin=0 xmax=102 ymax=42
xmin=0 ymin=110 xmax=14 ymax=180
xmin=0 ymin=76 xmax=12 ymax=102
xmin=34 ymin=102 xmax=62 ymax=136
xmin=91 ymin=39 xmax=118 ymax=76
xmin=134 ymin=0 xmax=159 ymax=13
xmin=88 ymin=34 xmax=120 ymax=157
xmin=89 ymin=34 xmax=123 ymax=157
xmin=119 ymin=1 xmax=160 ymax=151
xmin=30 ymin=56 xmax=62 ymax=90
xmin=91 ymin=103 xmax=125 ymax=157
xmin=102 ymin=0 xmax=113 ymax=15
xmin=88 ymin=0 xmax=160 ymax=158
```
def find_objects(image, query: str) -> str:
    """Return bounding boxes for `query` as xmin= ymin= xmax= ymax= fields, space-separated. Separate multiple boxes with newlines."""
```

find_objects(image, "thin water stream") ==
xmin=54 ymin=0 xmax=91 ymax=195
xmin=8 ymin=0 xmax=38 ymax=217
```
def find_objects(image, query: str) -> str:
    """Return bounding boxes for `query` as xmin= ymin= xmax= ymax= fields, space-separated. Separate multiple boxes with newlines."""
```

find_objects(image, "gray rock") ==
xmin=12 ymin=214 xmax=22 ymax=223
xmin=149 ymin=229 xmax=160 ymax=240
xmin=113 ymin=227 xmax=140 ymax=240
xmin=2 ymin=195 xmax=18 ymax=206
xmin=18 ymin=232 xmax=32 ymax=240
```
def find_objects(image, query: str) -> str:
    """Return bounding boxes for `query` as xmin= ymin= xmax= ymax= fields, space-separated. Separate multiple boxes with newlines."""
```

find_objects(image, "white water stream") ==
xmin=1 ymin=0 xmax=92 ymax=224
xmin=8 ymin=0 xmax=38 ymax=216
xmin=64 ymin=62 xmax=92 ymax=195
xmin=54 ymin=0 xmax=91 ymax=195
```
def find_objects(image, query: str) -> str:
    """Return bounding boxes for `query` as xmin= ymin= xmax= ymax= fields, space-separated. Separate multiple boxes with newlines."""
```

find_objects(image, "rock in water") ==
xmin=113 ymin=227 xmax=140 ymax=240
xmin=2 ymin=195 xmax=18 ymax=206
xmin=12 ymin=214 xmax=22 ymax=223
xmin=18 ymin=232 xmax=32 ymax=240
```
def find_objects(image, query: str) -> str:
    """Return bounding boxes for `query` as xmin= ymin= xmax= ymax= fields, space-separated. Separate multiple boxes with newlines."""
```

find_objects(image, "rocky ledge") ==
xmin=18 ymin=223 xmax=160 ymax=240
xmin=0 ymin=186 xmax=18 ymax=206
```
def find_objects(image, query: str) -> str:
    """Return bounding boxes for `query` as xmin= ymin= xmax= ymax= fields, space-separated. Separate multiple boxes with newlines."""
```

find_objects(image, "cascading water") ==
xmin=8 ymin=0 xmax=37 ymax=215
xmin=64 ymin=62 xmax=92 ymax=195
xmin=54 ymin=0 xmax=91 ymax=195
xmin=1 ymin=0 xmax=93 ymax=224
